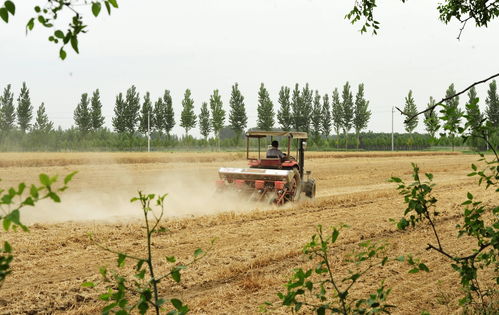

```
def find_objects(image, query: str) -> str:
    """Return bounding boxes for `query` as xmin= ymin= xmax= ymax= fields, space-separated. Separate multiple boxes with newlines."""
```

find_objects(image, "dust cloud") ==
xmin=20 ymin=161 xmax=273 ymax=224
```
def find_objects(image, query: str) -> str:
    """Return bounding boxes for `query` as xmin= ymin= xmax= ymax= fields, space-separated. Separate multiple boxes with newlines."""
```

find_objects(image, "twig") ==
xmin=396 ymin=73 xmax=499 ymax=123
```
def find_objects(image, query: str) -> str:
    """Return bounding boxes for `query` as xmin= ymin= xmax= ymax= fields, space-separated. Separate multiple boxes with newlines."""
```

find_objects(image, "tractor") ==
xmin=216 ymin=131 xmax=316 ymax=205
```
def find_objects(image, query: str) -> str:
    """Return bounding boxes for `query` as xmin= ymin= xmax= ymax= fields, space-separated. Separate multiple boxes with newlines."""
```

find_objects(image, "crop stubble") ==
xmin=0 ymin=151 xmax=493 ymax=314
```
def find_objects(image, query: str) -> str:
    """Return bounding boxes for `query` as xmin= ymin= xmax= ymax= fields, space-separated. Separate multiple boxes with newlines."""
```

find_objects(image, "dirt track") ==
xmin=0 ymin=151 xmax=494 ymax=314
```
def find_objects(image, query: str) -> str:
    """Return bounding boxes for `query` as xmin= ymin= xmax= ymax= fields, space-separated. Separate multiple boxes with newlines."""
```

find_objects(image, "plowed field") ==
xmin=0 ymin=151 xmax=495 ymax=314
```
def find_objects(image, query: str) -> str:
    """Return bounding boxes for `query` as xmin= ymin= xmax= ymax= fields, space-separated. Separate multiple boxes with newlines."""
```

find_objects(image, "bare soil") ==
xmin=0 ymin=151 xmax=494 ymax=314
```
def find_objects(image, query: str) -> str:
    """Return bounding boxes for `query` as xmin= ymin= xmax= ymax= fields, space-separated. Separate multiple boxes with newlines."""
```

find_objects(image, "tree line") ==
xmin=1 ymin=81 xmax=497 ymax=151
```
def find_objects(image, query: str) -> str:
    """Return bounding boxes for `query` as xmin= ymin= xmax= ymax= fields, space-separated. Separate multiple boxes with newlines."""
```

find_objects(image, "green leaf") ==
xmin=390 ymin=177 xmax=402 ymax=183
xmin=166 ymin=256 xmax=176 ymax=263
xmin=193 ymin=248 xmax=203 ymax=258
xmin=418 ymin=263 xmax=429 ymax=272
xmin=171 ymin=269 xmax=181 ymax=283
xmin=26 ymin=17 xmax=34 ymax=31
xmin=48 ymin=192 xmax=61 ymax=203
xmin=70 ymin=36 xmax=79 ymax=54
xmin=81 ymin=281 xmax=95 ymax=288
xmin=59 ymin=47 xmax=67 ymax=60
xmin=64 ymin=171 xmax=77 ymax=184
xmin=466 ymin=192 xmax=473 ymax=200
xmin=332 ymin=228 xmax=339 ymax=243
xmin=39 ymin=173 xmax=50 ymax=186
xmin=54 ymin=30 xmax=64 ymax=38
xmin=171 ymin=298 xmax=183 ymax=310
xmin=0 ymin=8 xmax=9 ymax=23
xmin=91 ymin=2 xmax=101 ymax=17
xmin=4 ymin=1 xmax=14 ymax=15
xmin=408 ymin=268 xmax=419 ymax=274
xmin=117 ymin=253 xmax=126 ymax=267
xmin=108 ymin=0 xmax=119 ymax=8
xmin=4 ymin=241 xmax=11 ymax=253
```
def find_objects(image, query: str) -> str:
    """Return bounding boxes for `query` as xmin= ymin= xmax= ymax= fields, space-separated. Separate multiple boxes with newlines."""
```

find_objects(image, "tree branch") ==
xmin=396 ymin=73 xmax=499 ymax=123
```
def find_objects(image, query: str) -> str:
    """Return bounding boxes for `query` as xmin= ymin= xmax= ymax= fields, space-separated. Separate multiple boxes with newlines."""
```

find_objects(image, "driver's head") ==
xmin=271 ymin=140 xmax=279 ymax=148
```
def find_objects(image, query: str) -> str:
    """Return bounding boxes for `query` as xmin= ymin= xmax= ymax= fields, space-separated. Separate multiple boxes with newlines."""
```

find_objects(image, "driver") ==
xmin=266 ymin=140 xmax=285 ymax=159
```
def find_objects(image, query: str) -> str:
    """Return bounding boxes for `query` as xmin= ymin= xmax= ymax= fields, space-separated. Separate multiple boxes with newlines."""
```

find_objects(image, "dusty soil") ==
xmin=0 ymin=151 xmax=495 ymax=314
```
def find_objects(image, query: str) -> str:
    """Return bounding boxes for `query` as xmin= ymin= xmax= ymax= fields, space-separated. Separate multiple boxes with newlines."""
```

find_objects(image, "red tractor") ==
xmin=216 ymin=131 xmax=316 ymax=205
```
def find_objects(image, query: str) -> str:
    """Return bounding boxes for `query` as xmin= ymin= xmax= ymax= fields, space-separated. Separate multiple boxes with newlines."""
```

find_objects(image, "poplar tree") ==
xmin=301 ymin=83 xmax=313 ymax=132
xmin=353 ymin=83 xmax=371 ymax=148
xmin=0 ymin=84 xmax=16 ymax=131
xmin=403 ymin=90 xmax=418 ymax=133
xmin=112 ymin=93 xmax=127 ymax=133
xmin=321 ymin=93 xmax=332 ymax=138
xmin=277 ymin=86 xmax=292 ymax=131
xmin=465 ymin=86 xmax=483 ymax=130
xmin=198 ymin=101 xmax=211 ymax=140
xmin=291 ymin=84 xmax=302 ymax=131
xmin=123 ymin=85 xmax=141 ymax=133
xmin=311 ymin=90 xmax=322 ymax=139
xmin=33 ymin=103 xmax=53 ymax=132
xmin=341 ymin=82 xmax=354 ymax=148
xmin=423 ymin=97 xmax=439 ymax=138
xmin=153 ymin=97 xmax=165 ymax=134
xmin=180 ymin=89 xmax=196 ymax=136
xmin=256 ymin=83 xmax=274 ymax=131
xmin=90 ymin=89 xmax=105 ymax=130
xmin=331 ymin=88 xmax=343 ymax=148
xmin=159 ymin=90 xmax=175 ymax=136
xmin=442 ymin=83 xmax=463 ymax=151
xmin=74 ymin=93 xmax=92 ymax=133
xmin=485 ymin=80 xmax=499 ymax=127
xmin=210 ymin=89 xmax=225 ymax=144
xmin=16 ymin=82 xmax=33 ymax=132
xmin=229 ymin=83 xmax=248 ymax=137
xmin=139 ymin=92 xmax=153 ymax=134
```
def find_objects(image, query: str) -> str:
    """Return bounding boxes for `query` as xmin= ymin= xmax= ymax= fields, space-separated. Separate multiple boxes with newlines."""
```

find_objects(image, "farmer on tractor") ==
xmin=266 ymin=140 xmax=286 ymax=160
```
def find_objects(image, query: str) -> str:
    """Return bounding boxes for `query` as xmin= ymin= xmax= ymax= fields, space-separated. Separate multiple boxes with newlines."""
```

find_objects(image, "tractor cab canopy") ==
xmin=245 ymin=131 xmax=308 ymax=177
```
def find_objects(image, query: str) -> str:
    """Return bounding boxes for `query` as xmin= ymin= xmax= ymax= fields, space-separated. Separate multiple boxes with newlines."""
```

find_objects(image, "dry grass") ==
xmin=0 ymin=151 xmax=494 ymax=315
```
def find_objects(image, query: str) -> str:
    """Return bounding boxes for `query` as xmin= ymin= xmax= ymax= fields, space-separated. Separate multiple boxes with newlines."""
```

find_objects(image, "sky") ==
xmin=1 ymin=0 xmax=498 ymax=137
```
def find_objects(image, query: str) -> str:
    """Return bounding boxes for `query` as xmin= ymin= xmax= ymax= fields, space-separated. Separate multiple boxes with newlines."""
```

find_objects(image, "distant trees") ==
xmin=291 ymin=83 xmax=313 ymax=132
xmin=277 ymin=86 xmax=292 ymax=131
xmin=111 ymin=85 xmax=141 ymax=134
xmin=403 ymin=90 xmax=418 ymax=133
xmin=442 ymin=83 xmax=463 ymax=151
xmin=90 ymin=89 xmax=105 ymax=130
xmin=311 ymin=90 xmax=322 ymax=140
xmin=198 ymin=102 xmax=211 ymax=140
xmin=16 ymin=82 xmax=33 ymax=132
xmin=0 ymin=84 xmax=15 ymax=131
xmin=139 ymin=92 xmax=153 ymax=134
xmin=112 ymin=93 xmax=127 ymax=133
xmin=210 ymin=89 xmax=225 ymax=145
xmin=180 ymin=89 xmax=196 ymax=136
xmin=341 ymin=82 xmax=354 ymax=148
xmin=485 ymin=80 xmax=498 ymax=127
xmin=33 ymin=103 xmax=53 ymax=132
xmin=229 ymin=83 xmax=248 ymax=137
xmin=74 ymin=93 xmax=91 ymax=133
xmin=321 ymin=93 xmax=331 ymax=138
xmin=424 ymin=97 xmax=439 ymax=138
xmin=256 ymin=83 xmax=274 ymax=131
xmin=331 ymin=88 xmax=342 ymax=148
xmin=353 ymin=83 xmax=371 ymax=148
xmin=153 ymin=90 xmax=175 ymax=136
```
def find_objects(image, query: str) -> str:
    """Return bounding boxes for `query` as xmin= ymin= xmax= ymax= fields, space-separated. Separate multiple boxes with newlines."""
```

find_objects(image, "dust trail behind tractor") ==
xmin=215 ymin=131 xmax=316 ymax=206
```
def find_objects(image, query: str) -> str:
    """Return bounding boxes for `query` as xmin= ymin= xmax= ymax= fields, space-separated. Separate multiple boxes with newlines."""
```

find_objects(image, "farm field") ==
xmin=0 ymin=151 xmax=494 ymax=314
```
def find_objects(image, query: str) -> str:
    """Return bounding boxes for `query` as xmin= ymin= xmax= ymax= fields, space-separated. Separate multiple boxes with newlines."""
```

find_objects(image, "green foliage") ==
xmin=32 ymin=102 xmax=54 ymax=133
xmin=210 ymin=89 xmax=225 ymax=140
xmin=153 ymin=90 xmax=175 ymax=136
xmin=256 ymin=83 xmax=274 ymax=131
xmin=331 ymin=88 xmax=343 ymax=148
xmin=321 ymin=93 xmax=332 ymax=138
xmin=229 ymin=83 xmax=248 ymax=137
xmin=269 ymin=225 xmax=395 ymax=314
xmin=403 ymin=90 xmax=418 ymax=133
xmin=180 ymin=89 xmax=196 ymax=136
xmin=198 ymin=102 xmax=211 ymax=139
xmin=291 ymin=83 xmax=312 ymax=132
xmin=390 ymin=159 xmax=498 ymax=310
xmin=485 ymin=80 xmax=499 ymax=128
xmin=16 ymin=82 xmax=32 ymax=132
xmin=112 ymin=92 xmax=127 ymax=133
xmin=440 ymin=83 xmax=463 ymax=151
xmin=277 ymin=86 xmax=292 ymax=131
xmin=353 ymin=83 xmax=371 ymax=148
xmin=74 ymin=93 xmax=92 ymax=133
xmin=86 ymin=192 xmax=213 ymax=315
xmin=423 ymin=97 xmax=439 ymax=138
xmin=0 ymin=171 xmax=76 ymax=286
xmin=123 ymin=85 xmax=141 ymax=134
xmin=341 ymin=82 xmax=354 ymax=148
xmin=311 ymin=90 xmax=322 ymax=139
xmin=0 ymin=84 xmax=16 ymax=131
xmin=90 ymin=89 xmax=105 ymax=130
xmin=139 ymin=92 xmax=153 ymax=134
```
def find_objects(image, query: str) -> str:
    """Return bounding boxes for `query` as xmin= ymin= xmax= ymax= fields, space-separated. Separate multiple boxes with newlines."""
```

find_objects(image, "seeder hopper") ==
xmin=216 ymin=131 xmax=316 ymax=205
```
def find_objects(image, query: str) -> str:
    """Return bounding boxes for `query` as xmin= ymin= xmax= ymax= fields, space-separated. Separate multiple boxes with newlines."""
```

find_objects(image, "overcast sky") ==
xmin=1 ymin=0 xmax=498 ymax=136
